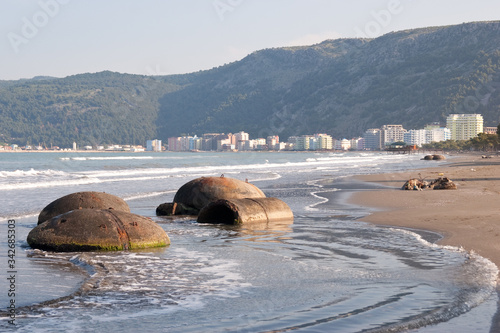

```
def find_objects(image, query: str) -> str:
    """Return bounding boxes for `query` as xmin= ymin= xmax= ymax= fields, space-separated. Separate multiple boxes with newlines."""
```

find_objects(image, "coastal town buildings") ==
xmin=8 ymin=113 xmax=492 ymax=152
xmin=404 ymin=129 xmax=427 ymax=147
xmin=350 ymin=137 xmax=364 ymax=150
xmin=363 ymin=129 xmax=382 ymax=150
xmin=334 ymin=139 xmax=351 ymax=151
xmin=146 ymin=139 xmax=162 ymax=152
xmin=483 ymin=127 xmax=498 ymax=135
xmin=313 ymin=134 xmax=333 ymax=150
xmin=381 ymin=125 xmax=406 ymax=145
xmin=446 ymin=113 xmax=484 ymax=140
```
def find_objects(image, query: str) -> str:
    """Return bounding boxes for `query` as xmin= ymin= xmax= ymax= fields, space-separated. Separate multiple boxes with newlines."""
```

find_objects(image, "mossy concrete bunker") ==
xmin=197 ymin=197 xmax=294 ymax=225
xmin=29 ymin=191 xmax=169 ymax=252
xmin=28 ymin=209 xmax=170 ymax=252
xmin=38 ymin=191 xmax=130 ymax=224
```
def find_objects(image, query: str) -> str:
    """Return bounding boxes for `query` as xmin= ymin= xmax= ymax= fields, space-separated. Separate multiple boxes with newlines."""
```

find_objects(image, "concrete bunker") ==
xmin=197 ymin=198 xmax=294 ymax=225
xmin=157 ymin=176 xmax=266 ymax=216
xmin=157 ymin=176 xmax=293 ymax=225
xmin=38 ymin=191 xmax=130 ymax=224
xmin=28 ymin=208 xmax=170 ymax=252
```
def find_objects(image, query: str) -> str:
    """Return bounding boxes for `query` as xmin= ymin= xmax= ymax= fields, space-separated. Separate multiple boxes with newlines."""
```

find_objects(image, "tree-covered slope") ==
xmin=157 ymin=21 xmax=500 ymax=140
xmin=0 ymin=71 xmax=184 ymax=146
xmin=1 ymin=21 xmax=500 ymax=147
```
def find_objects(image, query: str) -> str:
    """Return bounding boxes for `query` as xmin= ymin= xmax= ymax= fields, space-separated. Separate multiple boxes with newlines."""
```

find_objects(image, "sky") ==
xmin=1 ymin=0 xmax=499 ymax=80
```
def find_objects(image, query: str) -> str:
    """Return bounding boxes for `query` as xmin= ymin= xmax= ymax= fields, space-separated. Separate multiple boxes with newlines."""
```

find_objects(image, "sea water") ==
xmin=0 ymin=151 xmax=497 ymax=332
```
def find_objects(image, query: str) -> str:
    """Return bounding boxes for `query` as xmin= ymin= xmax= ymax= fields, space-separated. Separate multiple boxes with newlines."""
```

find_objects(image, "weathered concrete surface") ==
xmin=432 ymin=154 xmax=446 ymax=160
xmin=156 ymin=202 xmax=198 ymax=216
xmin=423 ymin=154 xmax=446 ymax=160
xmin=28 ymin=209 xmax=170 ymax=252
xmin=197 ymin=197 xmax=294 ymax=225
xmin=38 ymin=191 xmax=130 ymax=224
xmin=160 ymin=177 xmax=266 ymax=216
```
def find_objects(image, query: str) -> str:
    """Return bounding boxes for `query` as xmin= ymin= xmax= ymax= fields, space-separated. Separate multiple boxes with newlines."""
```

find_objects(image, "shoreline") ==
xmin=345 ymin=153 xmax=500 ymax=331
xmin=347 ymin=154 xmax=500 ymax=269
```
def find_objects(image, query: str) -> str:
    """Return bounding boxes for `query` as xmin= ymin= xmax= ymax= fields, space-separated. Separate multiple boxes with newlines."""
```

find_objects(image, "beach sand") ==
xmin=349 ymin=153 xmax=500 ymax=269
xmin=348 ymin=153 xmax=500 ymax=331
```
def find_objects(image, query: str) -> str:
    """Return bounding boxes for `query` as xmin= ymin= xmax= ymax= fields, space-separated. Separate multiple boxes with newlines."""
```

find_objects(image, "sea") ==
xmin=0 ymin=151 xmax=498 ymax=332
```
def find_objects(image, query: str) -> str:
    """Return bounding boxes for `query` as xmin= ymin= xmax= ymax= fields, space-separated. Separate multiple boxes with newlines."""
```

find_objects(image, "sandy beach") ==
xmin=349 ymin=153 xmax=500 ymax=269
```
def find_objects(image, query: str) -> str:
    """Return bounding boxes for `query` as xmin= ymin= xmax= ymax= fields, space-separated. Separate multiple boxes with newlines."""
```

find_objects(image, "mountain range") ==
xmin=1 ymin=21 xmax=500 ymax=147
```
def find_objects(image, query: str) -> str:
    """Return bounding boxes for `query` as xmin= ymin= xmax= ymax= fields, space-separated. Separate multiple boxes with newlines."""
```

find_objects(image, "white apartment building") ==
xmin=295 ymin=136 xmax=311 ymax=150
xmin=404 ymin=129 xmax=427 ymax=147
xmin=146 ymin=139 xmax=162 ymax=152
xmin=234 ymin=131 xmax=249 ymax=142
xmin=381 ymin=125 xmax=406 ymax=145
xmin=350 ymin=137 xmax=364 ymax=150
xmin=334 ymin=139 xmax=351 ymax=151
xmin=313 ymin=134 xmax=333 ymax=150
xmin=425 ymin=126 xmax=451 ymax=143
xmin=446 ymin=114 xmax=483 ymax=141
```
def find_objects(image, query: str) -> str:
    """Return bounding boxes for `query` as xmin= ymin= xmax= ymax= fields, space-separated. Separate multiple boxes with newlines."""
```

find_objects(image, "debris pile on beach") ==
xmin=402 ymin=177 xmax=457 ymax=190
xmin=429 ymin=177 xmax=457 ymax=190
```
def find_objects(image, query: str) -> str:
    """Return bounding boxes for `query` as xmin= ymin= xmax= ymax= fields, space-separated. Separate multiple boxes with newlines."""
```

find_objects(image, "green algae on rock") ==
xmin=28 ymin=209 xmax=170 ymax=252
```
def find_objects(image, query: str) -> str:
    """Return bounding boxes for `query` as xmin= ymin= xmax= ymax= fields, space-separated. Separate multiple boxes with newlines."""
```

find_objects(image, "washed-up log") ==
xmin=197 ymin=197 xmax=293 ymax=225
xmin=28 ymin=209 xmax=170 ymax=252
xmin=38 ymin=191 xmax=130 ymax=224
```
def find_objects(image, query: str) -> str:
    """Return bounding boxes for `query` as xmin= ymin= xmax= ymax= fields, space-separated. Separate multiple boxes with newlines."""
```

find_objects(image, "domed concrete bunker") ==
xmin=157 ymin=176 xmax=266 ymax=216
xmin=38 ymin=191 xmax=130 ymax=224
xmin=28 ymin=209 xmax=170 ymax=252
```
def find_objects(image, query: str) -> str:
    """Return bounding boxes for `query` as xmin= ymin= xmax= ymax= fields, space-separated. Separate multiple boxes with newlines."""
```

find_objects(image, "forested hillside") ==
xmin=1 ymin=21 xmax=500 ymax=147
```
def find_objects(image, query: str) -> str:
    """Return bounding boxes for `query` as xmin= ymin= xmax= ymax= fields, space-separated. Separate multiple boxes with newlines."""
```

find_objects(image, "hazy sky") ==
xmin=1 ymin=0 xmax=499 ymax=80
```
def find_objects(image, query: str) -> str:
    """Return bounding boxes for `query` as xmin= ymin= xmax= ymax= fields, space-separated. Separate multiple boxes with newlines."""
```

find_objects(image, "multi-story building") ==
xmin=381 ymin=125 xmax=406 ymax=146
xmin=484 ymin=127 xmax=498 ymax=135
xmin=425 ymin=126 xmax=451 ymax=143
xmin=313 ymin=134 xmax=333 ymax=150
xmin=404 ymin=129 xmax=427 ymax=147
xmin=363 ymin=129 xmax=382 ymax=150
xmin=266 ymin=135 xmax=280 ymax=150
xmin=446 ymin=114 xmax=483 ymax=140
xmin=350 ymin=137 xmax=364 ymax=150
xmin=334 ymin=139 xmax=351 ymax=151
xmin=295 ymin=136 xmax=312 ymax=150
xmin=146 ymin=139 xmax=162 ymax=152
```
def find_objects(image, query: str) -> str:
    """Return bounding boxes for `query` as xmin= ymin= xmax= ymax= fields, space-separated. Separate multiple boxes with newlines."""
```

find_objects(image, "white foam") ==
xmin=122 ymin=190 xmax=176 ymax=201
xmin=0 ymin=168 xmax=67 ymax=178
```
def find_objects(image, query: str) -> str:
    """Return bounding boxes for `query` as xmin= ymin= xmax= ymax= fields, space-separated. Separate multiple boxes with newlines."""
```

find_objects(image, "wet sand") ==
xmin=349 ymin=153 xmax=500 ymax=269
xmin=346 ymin=153 xmax=500 ymax=331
